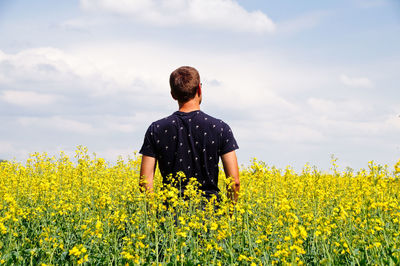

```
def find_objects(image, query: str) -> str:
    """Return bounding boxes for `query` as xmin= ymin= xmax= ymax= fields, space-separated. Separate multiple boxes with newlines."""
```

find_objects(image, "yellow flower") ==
xmin=374 ymin=242 xmax=382 ymax=248
xmin=299 ymin=226 xmax=307 ymax=239
xmin=210 ymin=222 xmax=218 ymax=231
xmin=77 ymin=254 xmax=88 ymax=264
xmin=69 ymin=246 xmax=81 ymax=257
xmin=0 ymin=223 xmax=7 ymax=234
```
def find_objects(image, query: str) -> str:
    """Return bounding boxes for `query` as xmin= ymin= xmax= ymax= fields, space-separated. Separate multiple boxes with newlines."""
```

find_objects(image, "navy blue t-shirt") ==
xmin=139 ymin=110 xmax=238 ymax=197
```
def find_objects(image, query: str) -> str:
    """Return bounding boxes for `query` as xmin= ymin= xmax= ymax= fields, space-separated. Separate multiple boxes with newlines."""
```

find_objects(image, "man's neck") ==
xmin=178 ymin=100 xmax=200 ymax=113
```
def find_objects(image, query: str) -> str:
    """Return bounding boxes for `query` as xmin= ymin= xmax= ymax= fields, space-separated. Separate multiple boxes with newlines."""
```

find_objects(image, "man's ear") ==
xmin=197 ymin=84 xmax=202 ymax=97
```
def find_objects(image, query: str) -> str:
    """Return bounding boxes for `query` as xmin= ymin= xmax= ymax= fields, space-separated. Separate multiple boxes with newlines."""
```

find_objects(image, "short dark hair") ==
xmin=169 ymin=66 xmax=200 ymax=103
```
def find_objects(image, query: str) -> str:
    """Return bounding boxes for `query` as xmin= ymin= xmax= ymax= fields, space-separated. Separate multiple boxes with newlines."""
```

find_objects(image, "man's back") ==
xmin=140 ymin=110 xmax=238 ymax=198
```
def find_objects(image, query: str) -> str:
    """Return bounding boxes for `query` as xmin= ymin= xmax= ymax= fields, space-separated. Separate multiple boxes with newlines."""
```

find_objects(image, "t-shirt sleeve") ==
xmin=139 ymin=124 xmax=157 ymax=157
xmin=219 ymin=123 xmax=239 ymax=155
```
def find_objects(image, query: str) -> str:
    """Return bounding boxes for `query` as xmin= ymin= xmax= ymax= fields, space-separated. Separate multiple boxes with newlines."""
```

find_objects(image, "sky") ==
xmin=0 ymin=0 xmax=399 ymax=171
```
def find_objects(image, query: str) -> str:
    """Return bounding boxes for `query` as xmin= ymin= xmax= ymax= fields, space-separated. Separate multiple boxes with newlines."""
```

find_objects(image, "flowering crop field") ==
xmin=1 ymin=147 xmax=400 ymax=265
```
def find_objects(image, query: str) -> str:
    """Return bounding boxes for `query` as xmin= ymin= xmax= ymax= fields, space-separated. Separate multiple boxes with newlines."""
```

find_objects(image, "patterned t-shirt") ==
xmin=139 ymin=110 xmax=238 ymax=197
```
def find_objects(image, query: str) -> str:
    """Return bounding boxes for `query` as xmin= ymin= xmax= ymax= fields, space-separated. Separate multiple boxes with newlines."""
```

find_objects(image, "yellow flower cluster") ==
xmin=69 ymin=244 xmax=88 ymax=264
xmin=0 ymin=147 xmax=399 ymax=264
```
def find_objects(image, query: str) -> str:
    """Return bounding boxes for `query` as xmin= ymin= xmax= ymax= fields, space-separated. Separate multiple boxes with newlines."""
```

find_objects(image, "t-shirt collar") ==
xmin=173 ymin=110 xmax=202 ymax=117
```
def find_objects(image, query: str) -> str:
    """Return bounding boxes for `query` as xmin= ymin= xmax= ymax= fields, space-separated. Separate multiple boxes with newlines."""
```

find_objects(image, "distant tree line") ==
xmin=0 ymin=159 xmax=6 ymax=163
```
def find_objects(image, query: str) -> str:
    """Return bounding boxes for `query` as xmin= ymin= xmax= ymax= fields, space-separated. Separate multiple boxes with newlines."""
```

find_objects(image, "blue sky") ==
xmin=0 ymin=0 xmax=399 ymax=170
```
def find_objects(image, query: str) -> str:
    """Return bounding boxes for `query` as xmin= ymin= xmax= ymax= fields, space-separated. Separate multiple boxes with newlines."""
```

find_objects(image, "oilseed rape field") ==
xmin=1 ymin=147 xmax=400 ymax=265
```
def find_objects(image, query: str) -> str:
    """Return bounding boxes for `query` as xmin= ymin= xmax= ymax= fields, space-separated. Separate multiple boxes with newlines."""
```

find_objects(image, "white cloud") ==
xmin=1 ymin=43 xmax=398 ymax=169
xmin=0 ymin=90 xmax=60 ymax=106
xmin=15 ymin=113 xmax=166 ymax=135
xmin=0 ymin=47 xmax=156 ymax=98
xmin=0 ymin=141 xmax=14 ymax=154
xmin=340 ymin=74 xmax=373 ymax=88
xmin=0 ymin=47 xmax=88 ymax=85
xmin=95 ymin=147 xmax=139 ymax=161
xmin=102 ymin=112 xmax=166 ymax=133
xmin=314 ymin=115 xmax=400 ymax=138
xmin=386 ymin=115 xmax=400 ymax=130
xmin=307 ymin=98 xmax=369 ymax=118
xmin=308 ymin=98 xmax=337 ymax=114
xmin=302 ymin=99 xmax=399 ymax=140
xmin=79 ymin=0 xmax=276 ymax=33
xmin=68 ymin=41 xmax=302 ymax=112
xmin=304 ymin=98 xmax=400 ymax=139
xmin=0 ymin=141 xmax=30 ymax=160
xmin=234 ymin=120 xmax=326 ymax=143
xmin=0 ymin=44 xmax=324 ymax=115
xmin=17 ymin=116 xmax=95 ymax=134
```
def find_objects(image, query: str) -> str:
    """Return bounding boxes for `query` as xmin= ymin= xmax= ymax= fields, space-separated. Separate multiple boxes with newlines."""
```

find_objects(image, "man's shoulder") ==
xmin=148 ymin=114 xmax=176 ymax=127
xmin=198 ymin=111 xmax=230 ymax=127
xmin=147 ymin=111 xmax=231 ymax=129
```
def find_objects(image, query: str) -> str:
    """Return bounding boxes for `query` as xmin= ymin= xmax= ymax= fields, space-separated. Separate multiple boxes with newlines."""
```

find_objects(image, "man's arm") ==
xmin=139 ymin=155 xmax=157 ymax=193
xmin=221 ymin=151 xmax=240 ymax=202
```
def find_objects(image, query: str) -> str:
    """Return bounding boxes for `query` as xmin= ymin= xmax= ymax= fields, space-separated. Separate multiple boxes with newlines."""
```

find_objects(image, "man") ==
xmin=139 ymin=66 xmax=240 ymax=202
